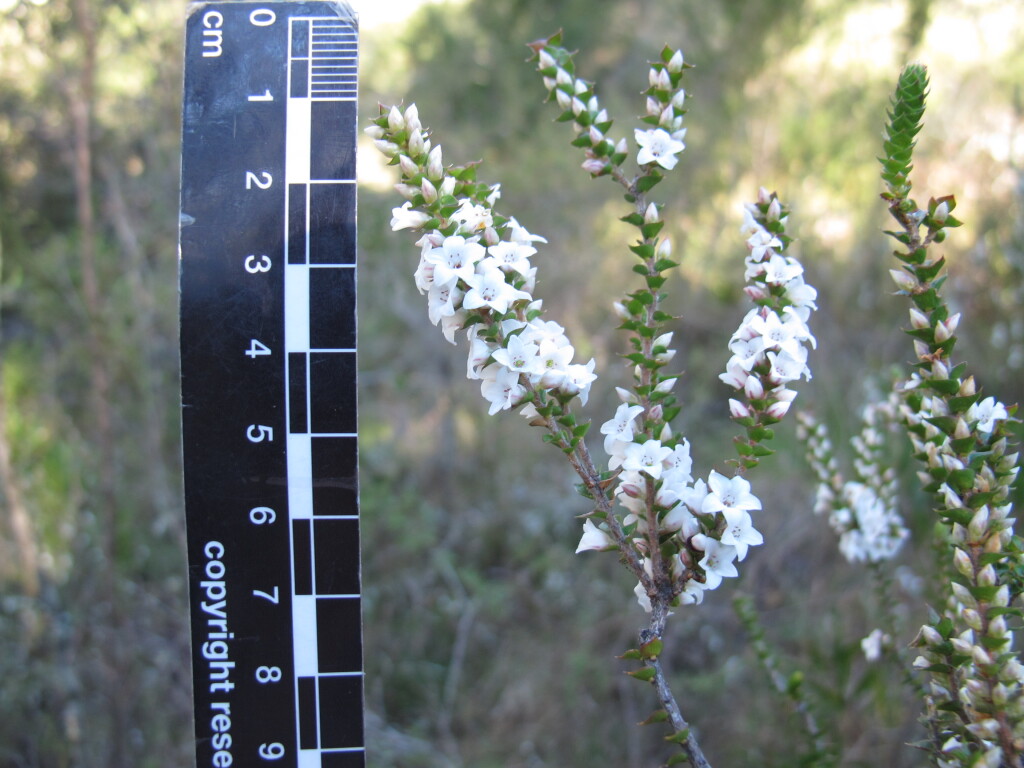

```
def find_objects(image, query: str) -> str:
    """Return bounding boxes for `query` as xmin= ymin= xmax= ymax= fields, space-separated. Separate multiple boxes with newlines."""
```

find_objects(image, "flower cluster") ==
xmin=532 ymin=35 xmax=688 ymax=182
xmin=368 ymin=104 xmax=597 ymax=421
xmin=797 ymin=394 xmax=909 ymax=564
xmin=722 ymin=190 xmax=818 ymax=467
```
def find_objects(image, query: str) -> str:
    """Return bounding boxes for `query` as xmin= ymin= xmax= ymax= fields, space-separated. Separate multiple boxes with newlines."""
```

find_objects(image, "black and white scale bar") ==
xmin=179 ymin=4 xmax=361 ymax=768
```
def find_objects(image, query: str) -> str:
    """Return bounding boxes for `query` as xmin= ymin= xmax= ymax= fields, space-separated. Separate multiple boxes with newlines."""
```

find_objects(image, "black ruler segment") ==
xmin=179 ymin=3 xmax=361 ymax=768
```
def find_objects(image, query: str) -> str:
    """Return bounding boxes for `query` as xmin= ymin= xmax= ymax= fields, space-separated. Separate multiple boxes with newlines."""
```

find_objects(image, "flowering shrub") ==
xmin=368 ymin=36 xmax=1021 ymax=768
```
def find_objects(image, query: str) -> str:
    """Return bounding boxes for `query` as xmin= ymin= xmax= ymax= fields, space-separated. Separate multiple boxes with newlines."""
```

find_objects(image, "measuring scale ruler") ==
xmin=178 ymin=3 xmax=362 ymax=766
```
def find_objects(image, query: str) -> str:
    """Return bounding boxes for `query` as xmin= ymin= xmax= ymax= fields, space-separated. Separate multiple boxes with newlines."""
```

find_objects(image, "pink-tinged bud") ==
xmin=363 ymin=124 xmax=385 ymax=140
xmin=757 ymin=187 xmax=772 ymax=205
xmin=404 ymin=104 xmax=421 ymax=132
xmin=594 ymin=107 xmax=608 ymax=123
xmin=394 ymin=183 xmax=419 ymax=201
xmin=646 ymin=96 xmax=661 ymax=116
xmin=744 ymin=284 xmax=769 ymax=302
xmin=913 ymin=339 xmax=930 ymax=359
xmin=945 ymin=313 xmax=961 ymax=333
xmin=408 ymin=128 xmax=425 ymax=156
xmin=744 ymin=375 xmax=765 ymax=399
xmin=616 ymin=386 xmax=638 ymax=404
xmin=555 ymin=89 xmax=572 ymax=110
xmin=398 ymin=154 xmax=418 ymax=177
xmin=644 ymin=202 xmax=660 ymax=224
xmin=482 ymin=226 xmax=500 ymax=246
xmin=659 ymin=105 xmax=675 ymax=127
xmin=971 ymin=645 xmax=991 ymax=668
xmin=426 ymin=145 xmax=443 ymax=179
xmin=968 ymin=506 xmax=990 ymax=541
xmin=538 ymin=49 xmax=556 ymax=70
xmin=571 ymin=97 xmax=586 ymax=117
xmin=766 ymin=400 xmax=792 ymax=419
xmin=648 ymin=68 xmax=661 ymax=88
xmin=582 ymin=157 xmax=607 ymax=175
xmin=649 ymin=404 xmax=664 ymax=421
xmin=387 ymin=105 xmax=405 ymax=131
xmin=953 ymin=547 xmax=973 ymax=577
xmin=420 ymin=178 xmax=438 ymax=203
xmin=933 ymin=200 xmax=949 ymax=224
xmin=654 ymin=378 xmax=677 ymax=393
xmin=909 ymin=307 xmax=929 ymax=329
xmin=588 ymin=125 xmax=604 ymax=144
xmin=439 ymin=176 xmax=456 ymax=198
xmin=667 ymin=49 xmax=685 ymax=73
xmin=373 ymin=139 xmax=399 ymax=157
xmin=978 ymin=564 xmax=997 ymax=587
xmin=729 ymin=399 xmax=752 ymax=419
xmin=621 ymin=483 xmax=643 ymax=499
xmin=931 ymin=359 xmax=949 ymax=380
xmin=934 ymin=320 xmax=954 ymax=343
xmin=657 ymin=238 xmax=673 ymax=258
xmin=920 ymin=624 xmax=943 ymax=646
xmin=889 ymin=268 xmax=918 ymax=292
xmin=766 ymin=197 xmax=782 ymax=222
xmin=615 ymin=137 xmax=628 ymax=155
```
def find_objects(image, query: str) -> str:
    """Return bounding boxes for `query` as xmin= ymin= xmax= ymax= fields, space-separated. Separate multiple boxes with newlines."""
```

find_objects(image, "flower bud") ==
xmin=394 ymin=183 xmax=419 ymax=201
xmin=766 ymin=198 xmax=782 ymax=222
xmin=573 ymin=78 xmax=588 ymax=95
xmin=404 ymin=104 xmax=421 ymax=132
xmin=962 ymin=608 xmax=983 ymax=631
xmin=978 ymin=563 xmax=997 ymax=586
xmin=420 ymin=178 xmax=438 ymax=203
xmin=971 ymin=644 xmax=991 ymax=666
xmin=657 ymin=238 xmax=673 ymax=258
xmin=920 ymin=624 xmax=943 ymax=646
xmin=621 ymin=483 xmax=643 ymax=499
xmin=571 ymin=97 xmax=587 ymax=117
xmin=659 ymin=105 xmax=675 ymax=127
xmin=644 ymin=202 xmax=660 ymax=224
xmin=482 ymin=226 xmax=500 ymax=246
xmin=646 ymin=96 xmax=661 ymax=116
xmin=766 ymin=400 xmax=792 ymax=419
xmin=387 ymin=105 xmax=405 ymax=131
xmin=555 ymin=88 xmax=572 ymax=110
xmin=744 ymin=375 xmax=765 ymax=400
xmin=671 ymin=89 xmax=686 ymax=109
xmin=408 ymin=128 xmax=425 ymax=156
xmin=952 ymin=581 xmax=976 ymax=607
xmin=439 ymin=176 xmax=456 ymax=198
xmin=649 ymin=404 xmax=664 ymax=421
xmin=538 ymin=49 xmax=556 ymax=70
xmin=555 ymin=67 xmax=572 ymax=87
xmin=364 ymin=124 xmax=385 ymax=140
xmin=909 ymin=307 xmax=929 ymax=329
xmin=889 ymin=268 xmax=918 ymax=292
xmin=398 ymin=154 xmax=418 ymax=178
xmin=953 ymin=547 xmax=973 ymax=577
xmin=373 ymin=139 xmax=400 ymax=157
xmin=654 ymin=378 xmax=677 ymax=393
xmin=612 ymin=300 xmax=631 ymax=320
xmin=582 ymin=158 xmax=606 ymax=175
xmin=933 ymin=200 xmax=949 ymax=224
xmin=616 ymin=387 xmax=638 ymax=404
xmin=655 ymin=68 xmax=672 ymax=90
xmin=426 ymin=145 xmax=443 ymax=179
xmin=988 ymin=615 xmax=1008 ymax=638
xmin=690 ymin=533 xmax=708 ymax=552
xmin=667 ymin=49 xmax=685 ymax=73
xmin=543 ymin=76 xmax=557 ymax=91
xmin=744 ymin=284 xmax=769 ymax=302
xmin=968 ymin=505 xmax=990 ymax=541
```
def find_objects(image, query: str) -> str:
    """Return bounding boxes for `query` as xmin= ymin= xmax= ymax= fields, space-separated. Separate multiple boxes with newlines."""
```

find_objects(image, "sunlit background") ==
xmin=1 ymin=0 xmax=1022 ymax=766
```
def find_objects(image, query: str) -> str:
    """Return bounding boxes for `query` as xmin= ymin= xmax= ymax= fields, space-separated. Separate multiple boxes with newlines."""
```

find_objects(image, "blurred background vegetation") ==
xmin=0 ymin=0 xmax=1021 ymax=766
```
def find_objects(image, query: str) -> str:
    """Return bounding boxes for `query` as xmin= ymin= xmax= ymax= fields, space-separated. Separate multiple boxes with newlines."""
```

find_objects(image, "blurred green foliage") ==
xmin=0 ymin=0 xmax=1021 ymax=766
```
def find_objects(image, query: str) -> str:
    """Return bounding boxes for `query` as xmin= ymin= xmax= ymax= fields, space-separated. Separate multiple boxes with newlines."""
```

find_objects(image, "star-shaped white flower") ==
xmin=462 ymin=263 xmax=530 ymax=314
xmin=702 ymin=470 xmax=762 ymax=515
xmin=622 ymin=439 xmax=673 ymax=479
xmin=390 ymin=202 xmax=431 ymax=232
xmin=635 ymin=128 xmax=685 ymax=170
xmin=719 ymin=508 xmax=763 ymax=561
xmin=967 ymin=396 xmax=1008 ymax=434
xmin=426 ymin=235 xmax=486 ymax=287
xmin=697 ymin=539 xmax=739 ymax=590
xmin=575 ymin=519 xmax=614 ymax=553
xmin=492 ymin=333 xmax=540 ymax=376
xmin=600 ymin=403 xmax=645 ymax=443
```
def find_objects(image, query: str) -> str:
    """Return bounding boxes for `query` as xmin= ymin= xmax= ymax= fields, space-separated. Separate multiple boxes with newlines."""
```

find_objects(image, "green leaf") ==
xmin=618 ymin=648 xmax=642 ymax=661
xmin=665 ymin=729 xmax=690 ymax=744
xmin=639 ymin=709 xmax=670 ymax=726
xmin=630 ymin=243 xmax=656 ymax=260
xmin=627 ymin=667 xmax=657 ymax=683
xmin=636 ymin=172 xmax=663 ymax=193
xmin=640 ymin=637 xmax=663 ymax=659
xmin=641 ymin=221 xmax=664 ymax=240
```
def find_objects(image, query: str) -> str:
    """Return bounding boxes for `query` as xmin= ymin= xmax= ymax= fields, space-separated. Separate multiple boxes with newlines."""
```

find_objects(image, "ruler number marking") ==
xmin=245 ymin=171 xmax=273 ymax=190
xmin=252 ymin=586 xmax=280 ymax=604
xmin=258 ymin=742 xmax=285 ymax=761
xmin=249 ymin=506 xmax=276 ymax=525
xmin=244 ymin=254 xmax=272 ymax=273
xmin=246 ymin=424 xmax=274 ymax=443
xmin=255 ymin=665 xmax=282 ymax=684
xmin=246 ymin=339 xmax=271 ymax=359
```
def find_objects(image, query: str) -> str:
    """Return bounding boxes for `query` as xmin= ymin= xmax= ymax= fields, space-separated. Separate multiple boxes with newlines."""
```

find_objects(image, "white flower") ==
xmin=702 ymin=470 xmax=762 ymax=515
xmin=559 ymin=359 xmax=597 ymax=405
xmin=534 ymin=338 xmax=574 ymax=387
xmin=427 ymin=282 xmax=462 ymax=325
xmin=622 ymin=439 xmax=673 ymax=479
xmin=600 ymin=403 xmax=645 ymax=444
xmin=450 ymin=199 xmax=493 ymax=234
xmin=462 ymin=264 xmax=530 ymax=314
xmin=492 ymin=333 xmax=540 ymax=376
xmin=426 ymin=235 xmax=486 ymax=287
xmin=967 ymin=396 xmax=1008 ymax=434
xmin=576 ymin=519 xmax=614 ymax=553
xmin=697 ymin=539 xmax=739 ymax=590
xmin=662 ymin=440 xmax=693 ymax=485
xmin=487 ymin=240 xmax=535 ymax=275
xmin=861 ymin=628 xmax=888 ymax=662
xmin=479 ymin=363 xmax=526 ymax=415
xmin=634 ymin=128 xmax=685 ymax=170
xmin=719 ymin=508 xmax=763 ymax=561
xmin=390 ymin=202 xmax=431 ymax=232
